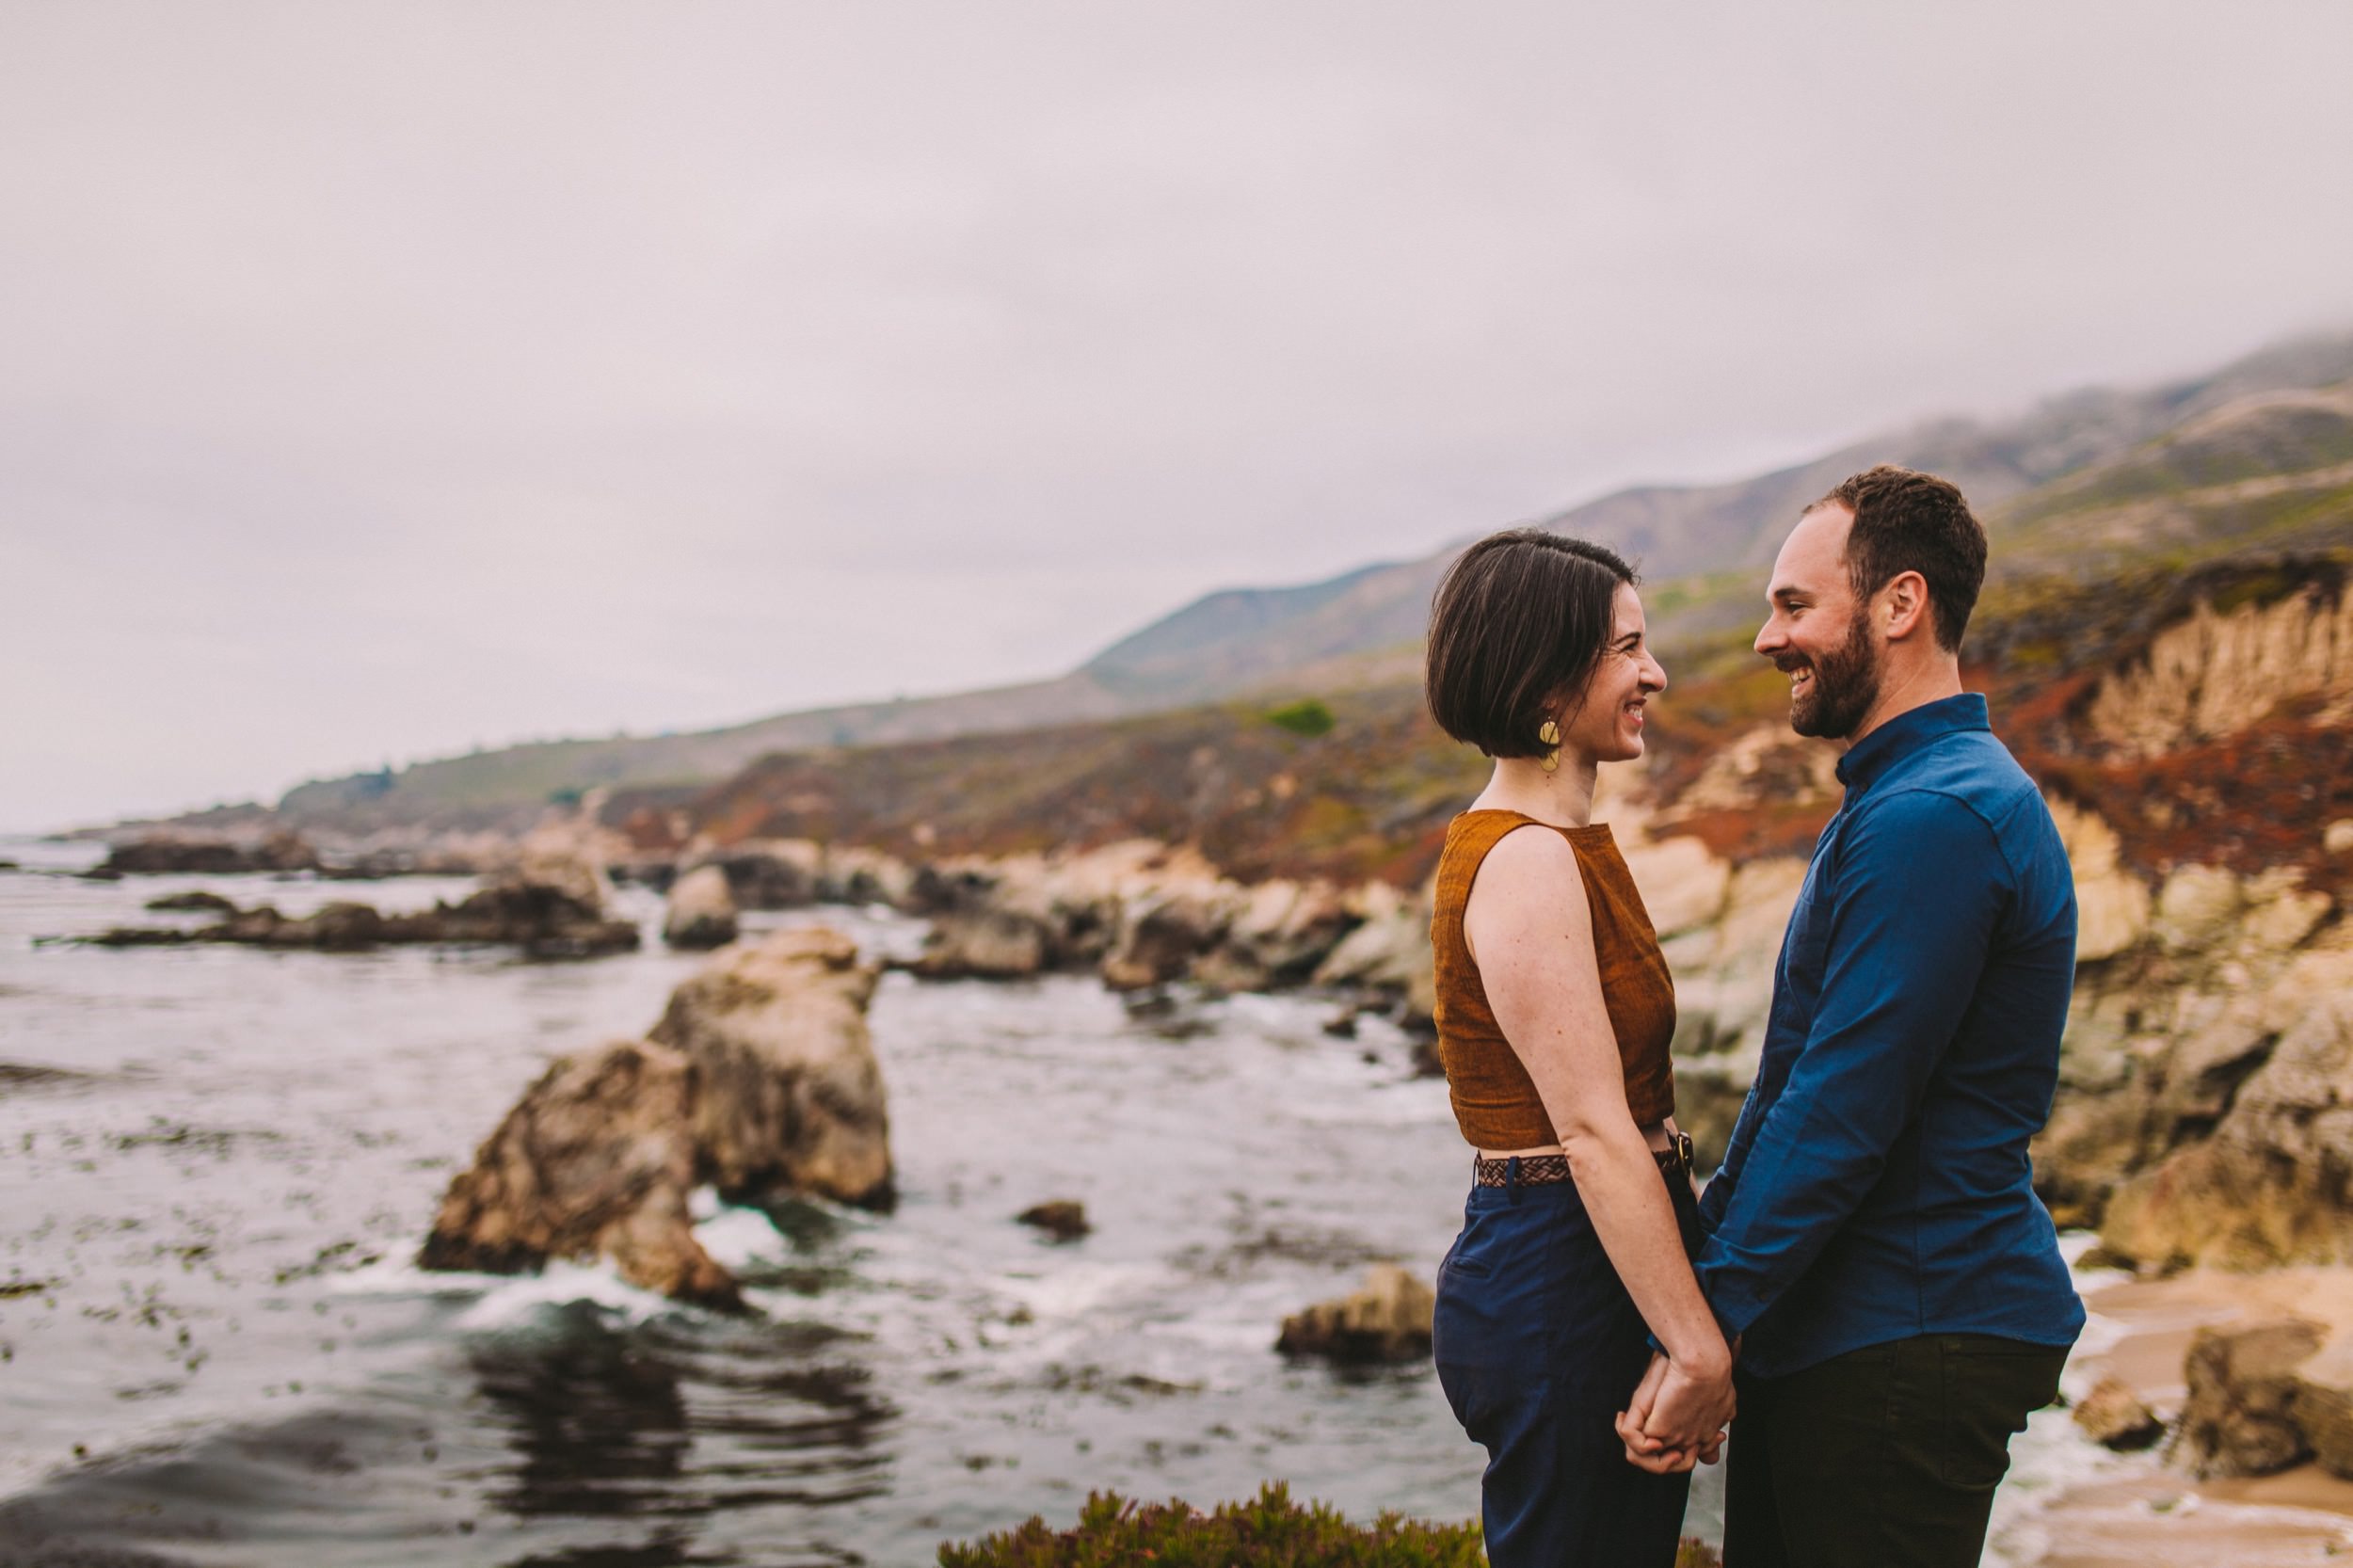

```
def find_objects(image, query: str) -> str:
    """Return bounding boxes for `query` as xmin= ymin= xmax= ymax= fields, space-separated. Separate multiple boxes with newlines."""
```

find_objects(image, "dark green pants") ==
xmin=1723 ymin=1334 xmax=2069 ymax=1568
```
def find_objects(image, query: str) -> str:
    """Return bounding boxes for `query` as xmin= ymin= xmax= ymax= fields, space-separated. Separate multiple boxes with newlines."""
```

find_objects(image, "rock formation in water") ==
xmin=649 ymin=926 xmax=894 ymax=1209
xmin=2073 ymin=1375 xmax=2164 ymax=1451
xmin=84 ymin=854 xmax=641 ymax=958
xmin=1016 ymin=1200 xmax=1090 ymax=1241
xmin=2169 ymin=1320 xmax=2333 ymax=1478
xmin=94 ymin=830 xmax=321 ymax=877
xmin=661 ymin=865 xmax=739 ymax=950
xmin=421 ymin=926 xmax=893 ymax=1304
xmin=143 ymin=889 xmax=238 ymax=914
xmin=1275 ymin=1264 xmax=1435 ymax=1363
xmin=417 ymin=1040 xmax=741 ymax=1310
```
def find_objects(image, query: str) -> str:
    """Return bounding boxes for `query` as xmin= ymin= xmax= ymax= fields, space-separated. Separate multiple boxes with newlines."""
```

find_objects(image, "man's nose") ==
xmin=1754 ymin=617 xmax=1784 ymax=657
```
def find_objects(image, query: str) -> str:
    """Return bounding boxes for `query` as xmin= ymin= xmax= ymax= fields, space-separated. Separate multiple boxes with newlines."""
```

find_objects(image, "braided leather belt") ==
xmin=1473 ymin=1131 xmax=1693 ymax=1188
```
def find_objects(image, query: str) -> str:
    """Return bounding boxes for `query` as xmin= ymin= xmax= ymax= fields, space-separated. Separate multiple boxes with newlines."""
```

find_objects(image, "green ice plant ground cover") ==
xmin=936 ymin=1480 xmax=1726 ymax=1566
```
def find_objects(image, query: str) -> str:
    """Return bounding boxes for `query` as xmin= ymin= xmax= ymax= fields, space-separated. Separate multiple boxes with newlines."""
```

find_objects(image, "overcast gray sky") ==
xmin=6 ymin=1 xmax=2351 ymax=832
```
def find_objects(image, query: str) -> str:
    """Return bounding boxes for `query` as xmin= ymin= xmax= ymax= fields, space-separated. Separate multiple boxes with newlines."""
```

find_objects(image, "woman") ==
xmin=1424 ymin=529 xmax=1734 ymax=1565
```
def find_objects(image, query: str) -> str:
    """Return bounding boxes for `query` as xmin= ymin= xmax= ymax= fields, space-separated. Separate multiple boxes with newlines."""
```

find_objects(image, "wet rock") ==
xmin=1191 ymin=879 xmax=1360 ymax=993
xmin=1275 ymin=1263 xmax=1434 ymax=1363
xmin=86 ymin=925 xmax=195 ymax=947
xmin=143 ymin=890 xmax=238 ymax=914
xmin=911 ymin=906 xmax=1055 ymax=979
xmin=904 ymin=862 xmax=998 ymax=916
xmin=419 ymin=1039 xmax=742 ymax=1310
xmin=2170 ymin=1320 xmax=2323 ymax=1478
xmin=2073 ymin=1375 xmax=2165 ymax=1450
xmin=318 ymin=845 xmax=488 ymax=880
xmin=1101 ymin=891 xmax=1232 ymax=991
xmin=814 ymin=846 xmax=914 ymax=908
xmin=1016 ymin=1200 xmax=1090 ymax=1241
xmin=95 ymin=831 xmax=320 ymax=877
xmin=82 ymin=857 xmax=638 ymax=958
xmin=649 ymin=927 xmax=892 ymax=1208
xmin=688 ymin=840 xmax=822 ymax=910
xmin=661 ymin=866 xmax=738 ymax=951
xmin=396 ymin=860 xmax=638 ymax=958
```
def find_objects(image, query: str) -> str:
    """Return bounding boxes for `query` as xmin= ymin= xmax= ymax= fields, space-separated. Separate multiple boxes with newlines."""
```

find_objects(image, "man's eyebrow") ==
xmin=1769 ymin=584 xmax=1808 ymax=603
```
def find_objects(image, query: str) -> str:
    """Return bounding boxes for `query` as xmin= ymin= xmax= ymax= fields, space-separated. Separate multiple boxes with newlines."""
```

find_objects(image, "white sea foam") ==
xmin=694 ymin=1201 xmax=790 ymax=1270
xmin=450 ymin=1258 xmax=680 ymax=1330
xmin=321 ymin=1244 xmax=686 ymax=1328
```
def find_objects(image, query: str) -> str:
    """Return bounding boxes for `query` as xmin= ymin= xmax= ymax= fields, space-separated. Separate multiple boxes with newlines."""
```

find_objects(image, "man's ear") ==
xmin=1881 ymin=570 xmax=1931 ymax=642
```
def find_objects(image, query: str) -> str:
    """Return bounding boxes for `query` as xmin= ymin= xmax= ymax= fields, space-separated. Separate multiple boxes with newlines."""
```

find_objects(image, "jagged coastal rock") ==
xmin=662 ymin=865 xmax=739 ymax=950
xmin=904 ymin=841 xmax=1398 ymax=1004
xmin=2039 ymin=868 xmax=2350 ymax=1268
xmin=1275 ymin=1264 xmax=1435 ymax=1363
xmin=417 ymin=1040 xmax=741 ymax=1310
xmin=648 ymin=927 xmax=893 ymax=1208
xmin=420 ymin=926 xmax=891 ymax=1304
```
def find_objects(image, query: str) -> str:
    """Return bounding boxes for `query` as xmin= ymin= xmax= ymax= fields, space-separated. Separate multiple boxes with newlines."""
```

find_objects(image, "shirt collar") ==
xmin=1834 ymin=692 xmax=1990 ymax=792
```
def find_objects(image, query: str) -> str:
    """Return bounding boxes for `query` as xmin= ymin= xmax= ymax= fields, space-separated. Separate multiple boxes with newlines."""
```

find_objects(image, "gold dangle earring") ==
xmin=1537 ymin=719 xmax=1561 ymax=774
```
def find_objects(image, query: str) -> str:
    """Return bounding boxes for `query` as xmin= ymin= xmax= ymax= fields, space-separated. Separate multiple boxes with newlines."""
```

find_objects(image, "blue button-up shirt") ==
xmin=1691 ymin=693 xmax=2086 ymax=1377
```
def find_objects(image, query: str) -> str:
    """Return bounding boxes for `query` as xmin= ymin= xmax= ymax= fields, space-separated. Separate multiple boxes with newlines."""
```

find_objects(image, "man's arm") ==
xmin=1687 ymin=788 xmax=2009 ymax=1339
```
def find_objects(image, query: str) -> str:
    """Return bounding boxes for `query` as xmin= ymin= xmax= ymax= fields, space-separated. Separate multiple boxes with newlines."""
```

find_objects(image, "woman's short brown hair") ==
xmin=1425 ymin=529 xmax=1637 ymax=759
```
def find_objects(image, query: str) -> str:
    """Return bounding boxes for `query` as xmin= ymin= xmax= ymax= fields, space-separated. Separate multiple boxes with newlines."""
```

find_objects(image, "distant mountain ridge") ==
xmin=1080 ymin=330 xmax=2353 ymax=705
xmin=259 ymin=328 xmax=2353 ymax=832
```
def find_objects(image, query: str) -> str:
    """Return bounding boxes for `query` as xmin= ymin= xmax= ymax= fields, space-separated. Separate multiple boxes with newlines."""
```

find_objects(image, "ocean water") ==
xmin=1 ymin=834 xmax=2128 ymax=1565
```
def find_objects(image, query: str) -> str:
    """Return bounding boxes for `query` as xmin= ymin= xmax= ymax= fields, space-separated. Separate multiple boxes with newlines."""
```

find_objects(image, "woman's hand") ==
xmin=1615 ymin=1349 xmax=1733 ymax=1473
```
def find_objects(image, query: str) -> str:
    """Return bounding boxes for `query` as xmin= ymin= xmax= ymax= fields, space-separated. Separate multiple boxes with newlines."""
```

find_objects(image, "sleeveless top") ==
xmin=1430 ymin=809 xmax=1677 ymax=1147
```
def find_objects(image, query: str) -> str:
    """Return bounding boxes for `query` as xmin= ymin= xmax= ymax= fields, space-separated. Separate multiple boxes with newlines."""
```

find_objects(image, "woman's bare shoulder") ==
xmin=1465 ymin=822 xmax=1588 ymax=916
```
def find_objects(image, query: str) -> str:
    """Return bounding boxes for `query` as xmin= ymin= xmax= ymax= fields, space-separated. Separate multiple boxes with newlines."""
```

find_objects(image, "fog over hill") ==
xmin=244 ymin=328 xmax=2353 ymax=835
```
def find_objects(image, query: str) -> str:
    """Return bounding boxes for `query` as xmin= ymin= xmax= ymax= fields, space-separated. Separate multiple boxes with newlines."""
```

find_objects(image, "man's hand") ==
xmin=1614 ymin=1350 xmax=1732 ymax=1473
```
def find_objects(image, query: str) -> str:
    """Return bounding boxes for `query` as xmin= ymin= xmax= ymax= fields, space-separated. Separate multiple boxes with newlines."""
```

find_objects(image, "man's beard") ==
xmin=1786 ymin=612 xmax=1881 ymax=739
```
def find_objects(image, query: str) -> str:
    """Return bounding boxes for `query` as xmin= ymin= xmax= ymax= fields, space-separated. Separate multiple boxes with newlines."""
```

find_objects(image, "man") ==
xmin=1624 ymin=465 xmax=2085 ymax=1566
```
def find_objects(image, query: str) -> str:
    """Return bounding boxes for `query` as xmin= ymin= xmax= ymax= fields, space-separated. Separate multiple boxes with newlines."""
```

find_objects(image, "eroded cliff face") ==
xmin=2084 ymin=574 xmax=2353 ymax=758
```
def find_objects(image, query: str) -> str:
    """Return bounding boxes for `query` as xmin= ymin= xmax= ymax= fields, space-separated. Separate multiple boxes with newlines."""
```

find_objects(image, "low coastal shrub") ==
xmin=1265 ymin=697 xmax=1337 ymax=738
xmin=937 ymin=1483 xmax=1726 ymax=1567
xmin=936 ymin=1482 xmax=1481 ymax=1566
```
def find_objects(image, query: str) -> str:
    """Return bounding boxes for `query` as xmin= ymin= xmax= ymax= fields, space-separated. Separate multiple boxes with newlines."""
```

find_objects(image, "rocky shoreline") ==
xmin=2031 ymin=1268 xmax=2353 ymax=1567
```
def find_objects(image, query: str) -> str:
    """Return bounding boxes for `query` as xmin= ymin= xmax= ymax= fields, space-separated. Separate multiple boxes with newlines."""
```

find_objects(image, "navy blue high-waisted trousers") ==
xmin=1433 ymin=1160 xmax=1701 ymax=1567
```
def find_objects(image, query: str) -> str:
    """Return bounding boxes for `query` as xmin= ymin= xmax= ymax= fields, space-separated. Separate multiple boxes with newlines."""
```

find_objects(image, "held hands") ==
xmin=1613 ymin=1348 xmax=1736 ymax=1474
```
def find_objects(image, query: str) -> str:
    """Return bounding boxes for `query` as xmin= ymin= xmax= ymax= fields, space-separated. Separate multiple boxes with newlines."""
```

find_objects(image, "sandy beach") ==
xmin=2025 ymin=1267 xmax=2353 ymax=1568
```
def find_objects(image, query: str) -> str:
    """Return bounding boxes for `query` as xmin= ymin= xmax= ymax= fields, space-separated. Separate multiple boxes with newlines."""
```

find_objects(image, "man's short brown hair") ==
xmin=1815 ymin=465 xmax=1988 ymax=652
xmin=1424 ymin=529 xmax=1636 ymax=758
